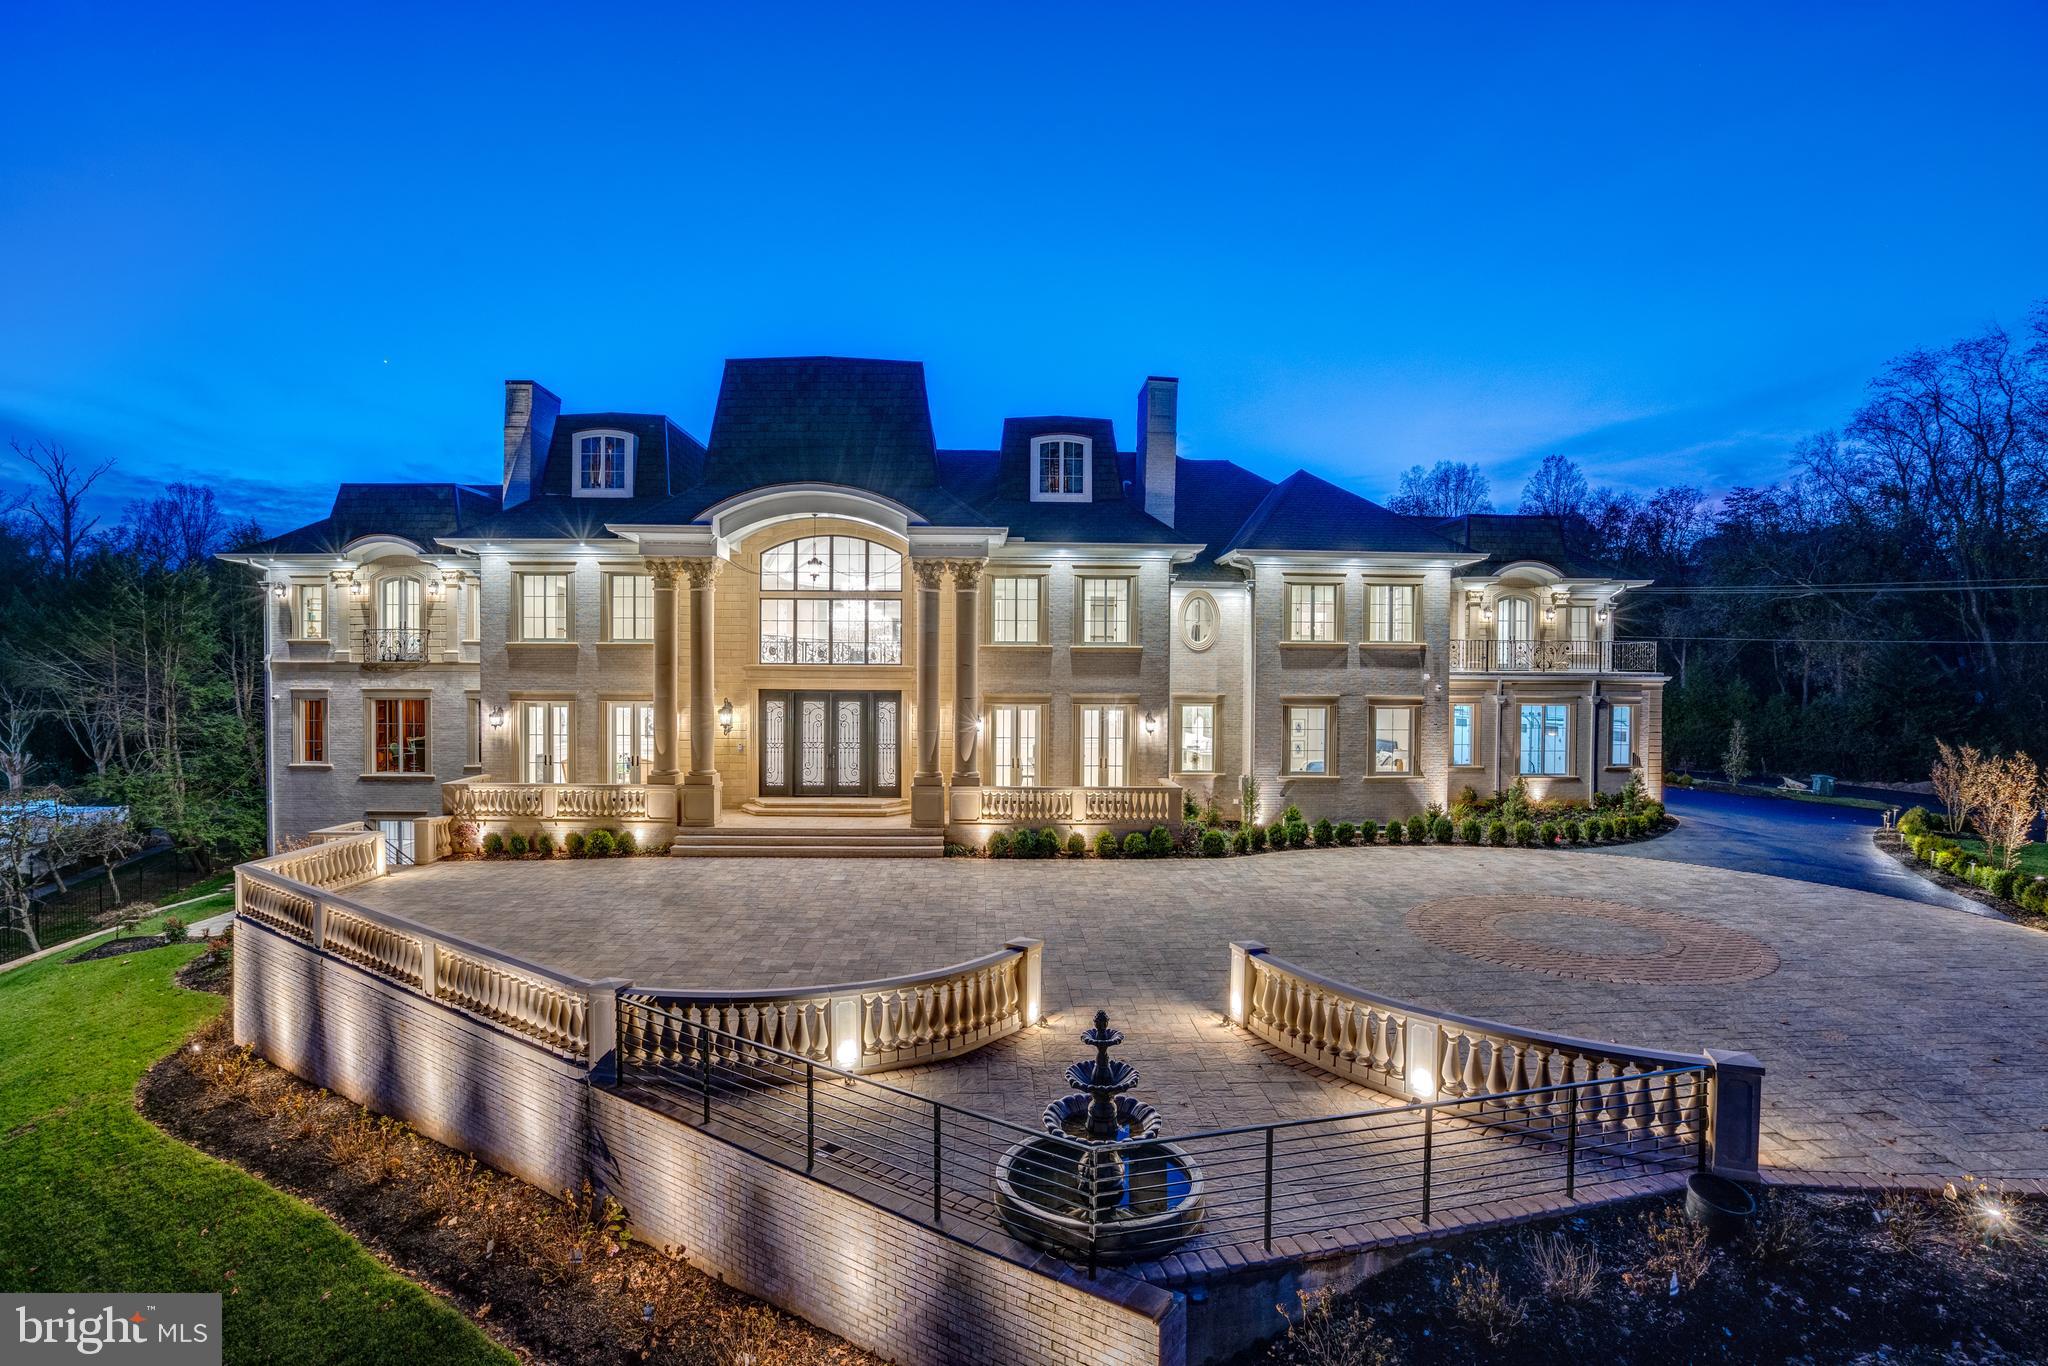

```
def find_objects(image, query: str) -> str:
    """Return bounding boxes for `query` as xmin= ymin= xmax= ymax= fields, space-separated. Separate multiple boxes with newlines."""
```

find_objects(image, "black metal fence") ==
xmin=4 ymin=848 xmax=220 ymax=962
xmin=613 ymin=1007 xmax=1709 ymax=1274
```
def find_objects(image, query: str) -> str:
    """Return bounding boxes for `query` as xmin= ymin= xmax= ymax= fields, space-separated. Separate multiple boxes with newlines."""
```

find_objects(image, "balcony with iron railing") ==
xmin=362 ymin=627 xmax=432 ymax=665
xmin=1450 ymin=638 xmax=1658 ymax=675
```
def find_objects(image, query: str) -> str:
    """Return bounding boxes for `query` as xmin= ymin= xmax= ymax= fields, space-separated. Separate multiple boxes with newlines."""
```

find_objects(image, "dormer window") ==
xmin=574 ymin=430 xmax=635 ymax=497
xmin=1031 ymin=435 xmax=1091 ymax=502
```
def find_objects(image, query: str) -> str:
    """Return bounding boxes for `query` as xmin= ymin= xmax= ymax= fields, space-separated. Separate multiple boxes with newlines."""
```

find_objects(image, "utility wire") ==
xmin=1641 ymin=635 xmax=2048 ymax=646
xmin=1634 ymin=580 xmax=2048 ymax=596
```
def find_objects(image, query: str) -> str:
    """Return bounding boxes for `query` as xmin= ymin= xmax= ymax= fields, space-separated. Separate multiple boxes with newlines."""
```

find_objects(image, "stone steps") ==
xmin=669 ymin=826 xmax=943 ymax=858
xmin=737 ymin=797 xmax=913 ymax=818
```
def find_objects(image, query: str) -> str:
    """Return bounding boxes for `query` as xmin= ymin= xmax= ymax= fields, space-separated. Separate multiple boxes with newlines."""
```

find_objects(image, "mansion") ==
xmin=229 ymin=358 xmax=1665 ymax=856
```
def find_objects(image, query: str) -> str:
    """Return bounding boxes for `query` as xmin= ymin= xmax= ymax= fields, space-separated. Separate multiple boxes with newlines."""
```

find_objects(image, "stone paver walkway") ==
xmin=351 ymin=847 xmax=2048 ymax=1183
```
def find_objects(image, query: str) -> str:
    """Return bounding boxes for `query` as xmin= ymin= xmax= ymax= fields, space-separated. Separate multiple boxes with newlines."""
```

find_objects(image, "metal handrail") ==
xmin=363 ymin=627 xmax=432 ymax=662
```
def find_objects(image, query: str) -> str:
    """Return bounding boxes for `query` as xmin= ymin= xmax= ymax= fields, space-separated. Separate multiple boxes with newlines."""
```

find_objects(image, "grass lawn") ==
xmin=1946 ymin=834 xmax=2048 ymax=879
xmin=0 ymin=916 xmax=510 ymax=1365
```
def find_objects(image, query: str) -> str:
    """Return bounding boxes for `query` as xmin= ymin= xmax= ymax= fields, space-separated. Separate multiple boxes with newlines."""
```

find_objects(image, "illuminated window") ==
xmin=294 ymin=584 xmax=324 ymax=640
xmin=1080 ymin=578 xmax=1132 ymax=645
xmin=1286 ymin=705 xmax=1329 ymax=774
xmin=1079 ymin=706 xmax=1128 ymax=786
xmin=1519 ymin=703 xmax=1570 ymax=776
xmin=1452 ymin=703 xmax=1474 ymax=766
xmin=574 ymin=431 xmax=634 ymax=496
xmin=1178 ymin=703 xmax=1216 ymax=773
xmin=607 ymin=573 xmax=653 ymax=641
xmin=372 ymin=698 xmax=427 ymax=774
xmin=992 ymin=577 xmax=1042 ymax=644
xmin=989 ymin=704 xmax=1042 ymax=786
xmin=1366 ymin=584 xmax=1417 ymax=643
xmin=1032 ymin=436 xmax=1091 ymax=500
xmin=1610 ymin=704 xmax=1633 ymax=767
xmin=1373 ymin=705 xmax=1414 ymax=774
xmin=296 ymin=697 xmax=326 ymax=764
xmin=518 ymin=573 xmax=569 ymax=640
xmin=757 ymin=536 xmax=902 ymax=664
xmin=1286 ymin=583 xmax=1338 ymax=643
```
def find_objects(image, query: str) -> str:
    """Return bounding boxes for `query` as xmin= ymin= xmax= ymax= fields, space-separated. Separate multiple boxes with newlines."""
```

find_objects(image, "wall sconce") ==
xmin=1597 ymin=609 xmax=1610 ymax=624
xmin=489 ymin=705 xmax=506 ymax=729
xmin=718 ymin=698 xmax=735 ymax=735
xmin=1543 ymin=606 xmax=1556 ymax=624
xmin=425 ymin=577 xmax=441 ymax=598
xmin=272 ymin=582 xmax=288 ymax=601
xmin=1143 ymin=712 xmax=1159 ymax=736
xmin=1479 ymin=605 xmax=1493 ymax=622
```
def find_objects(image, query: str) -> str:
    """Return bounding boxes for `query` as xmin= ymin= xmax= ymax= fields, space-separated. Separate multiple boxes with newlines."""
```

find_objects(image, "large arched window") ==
xmin=759 ymin=535 xmax=904 ymax=664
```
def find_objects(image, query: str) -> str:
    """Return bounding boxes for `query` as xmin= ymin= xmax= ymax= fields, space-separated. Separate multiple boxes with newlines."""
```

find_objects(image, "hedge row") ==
xmin=479 ymin=828 xmax=642 ymax=858
xmin=1898 ymin=807 xmax=2048 ymax=915
xmin=983 ymin=804 xmax=1668 ymax=859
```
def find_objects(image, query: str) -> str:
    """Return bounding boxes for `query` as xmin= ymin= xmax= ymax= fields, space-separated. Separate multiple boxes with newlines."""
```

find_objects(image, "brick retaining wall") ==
xmin=233 ymin=917 xmax=1184 ymax=1366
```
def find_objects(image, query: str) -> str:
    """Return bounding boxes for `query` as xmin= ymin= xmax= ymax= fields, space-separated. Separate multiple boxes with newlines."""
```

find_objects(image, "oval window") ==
xmin=1181 ymin=592 xmax=1218 ymax=651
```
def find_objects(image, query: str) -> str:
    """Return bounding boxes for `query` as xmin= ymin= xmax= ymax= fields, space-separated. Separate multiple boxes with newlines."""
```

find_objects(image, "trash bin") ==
xmin=1810 ymin=774 xmax=1836 ymax=796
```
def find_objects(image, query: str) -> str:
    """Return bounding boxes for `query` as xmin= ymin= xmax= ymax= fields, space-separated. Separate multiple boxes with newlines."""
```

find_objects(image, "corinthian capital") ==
xmin=947 ymin=558 xmax=987 ymax=590
xmin=678 ymin=557 xmax=724 ymax=588
xmin=911 ymin=558 xmax=949 ymax=591
xmin=645 ymin=556 xmax=687 ymax=588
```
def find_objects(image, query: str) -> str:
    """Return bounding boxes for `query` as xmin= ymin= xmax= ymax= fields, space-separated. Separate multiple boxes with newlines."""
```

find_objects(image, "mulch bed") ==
xmin=1872 ymin=831 xmax=2048 ymax=931
xmin=140 ymin=1012 xmax=879 ymax=1366
xmin=1243 ymin=1185 xmax=2048 ymax=1364
xmin=70 ymin=933 xmax=179 ymax=963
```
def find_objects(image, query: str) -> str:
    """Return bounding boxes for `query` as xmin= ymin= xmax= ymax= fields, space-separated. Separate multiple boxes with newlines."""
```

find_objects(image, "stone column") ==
xmin=679 ymin=557 xmax=723 ymax=827
xmin=910 ymin=558 xmax=948 ymax=828
xmin=947 ymin=558 xmax=985 ymax=823
xmin=646 ymin=558 xmax=683 ymax=786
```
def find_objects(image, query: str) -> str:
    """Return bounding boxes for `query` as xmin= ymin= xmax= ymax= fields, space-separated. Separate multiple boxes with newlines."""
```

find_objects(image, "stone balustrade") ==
xmin=975 ymin=785 xmax=1180 ymax=830
xmin=235 ymin=841 xmax=609 ymax=1064
xmin=444 ymin=776 xmax=676 ymax=827
xmin=1228 ymin=943 xmax=1764 ymax=1177
xmin=622 ymin=938 xmax=1045 ymax=1075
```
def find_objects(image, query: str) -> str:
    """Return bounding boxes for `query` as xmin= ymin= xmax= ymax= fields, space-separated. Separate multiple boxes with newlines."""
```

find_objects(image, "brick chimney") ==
xmin=501 ymin=379 xmax=561 ymax=509
xmin=1137 ymin=375 xmax=1177 ymax=527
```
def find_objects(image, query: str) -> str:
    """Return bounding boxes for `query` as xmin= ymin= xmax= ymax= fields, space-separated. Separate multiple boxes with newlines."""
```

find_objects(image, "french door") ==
xmin=522 ymin=701 xmax=570 ymax=784
xmin=757 ymin=690 xmax=900 ymax=797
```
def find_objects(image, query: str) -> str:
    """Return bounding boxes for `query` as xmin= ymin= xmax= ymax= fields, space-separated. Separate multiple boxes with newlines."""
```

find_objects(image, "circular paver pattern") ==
xmin=1410 ymin=895 xmax=1780 ymax=985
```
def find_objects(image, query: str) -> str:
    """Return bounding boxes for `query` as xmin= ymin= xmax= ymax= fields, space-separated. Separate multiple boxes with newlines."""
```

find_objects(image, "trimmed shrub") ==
xmin=1989 ymin=868 xmax=2018 ymax=900
xmin=1487 ymin=821 xmax=1508 ymax=847
xmin=163 ymin=916 xmax=189 ymax=943
xmin=1431 ymin=816 xmax=1454 ymax=845
xmin=564 ymin=831 xmax=587 ymax=858
xmin=1123 ymin=831 xmax=1149 ymax=858
xmin=1283 ymin=821 xmax=1310 ymax=850
xmin=1358 ymin=819 xmax=1380 ymax=844
xmin=1636 ymin=814 xmax=1653 ymax=837
xmin=1094 ymin=830 xmax=1118 ymax=858
xmin=482 ymin=832 xmax=505 ymax=857
xmin=1281 ymin=803 xmax=1305 ymax=826
xmin=1643 ymin=801 xmax=1665 ymax=825
xmin=1406 ymin=814 xmax=1429 ymax=843
xmin=507 ymin=832 xmax=530 ymax=857
xmin=1067 ymin=832 xmax=1087 ymax=857
xmin=1201 ymin=828 xmax=1229 ymax=857
xmin=1250 ymin=822 xmax=1269 ymax=851
xmin=987 ymin=832 xmax=1013 ymax=858
xmin=1460 ymin=817 xmax=1482 ymax=845
xmin=584 ymin=828 xmax=616 ymax=857
xmin=1896 ymin=806 xmax=1930 ymax=837
xmin=1334 ymin=821 xmax=1357 ymax=846
xmin=1146 ymin=825 xmax=1172 ymax=857
xmin=533 ymin=831 xmax=556 ymax=857
xmin=1568 ymin=821 xmax=1587 ymax=845
xmin=1537 ymin=820 xmax=1559 ymax=847
xmin=1512 ymin=820 xmax=1536 ymax=847
xmin=1313 ymin=818 xmax=1335 ymax=847
xmin=1385 ymin=819 xmax=1405 ymax=845
xmin=1039 ymin=827 xmax=1061 ymax=858
xmin=615 ymin=830 xmax=638 ymax=856
xmin=1230 ymin=828 xmax=1250 ymax=854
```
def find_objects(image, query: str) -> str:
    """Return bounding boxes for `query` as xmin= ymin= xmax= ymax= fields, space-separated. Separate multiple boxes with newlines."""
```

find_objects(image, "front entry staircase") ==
xmin=669 ymin=799 xmax=940 ymax=858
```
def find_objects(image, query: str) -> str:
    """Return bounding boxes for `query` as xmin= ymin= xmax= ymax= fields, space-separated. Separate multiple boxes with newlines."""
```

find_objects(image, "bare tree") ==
xmin=1722 ymin=718 xmax=1752 ymax=785
xmin=1518 ymin=454 xmax=1592 ymax=520
xmin=1973 ymin=751 xmax=2040 ymax=873
xmin=0 ymin=688 xmax=35 ymax=795
xmin=1931 ymin=739 xmax=1981 ymax=835
xmin=0 ymin=786 xmax=73 ymax=953
xmin=73 ymin=809 xmax=145 ymax=905
xmin=13 ymin=440 xmax=111 ymax=580
xmin=1389 ymin=461 xmax=1494 ymax=517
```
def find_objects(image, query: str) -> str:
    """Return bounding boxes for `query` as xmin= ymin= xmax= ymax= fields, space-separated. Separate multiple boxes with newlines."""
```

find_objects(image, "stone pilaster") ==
xmin=680 ymin=557 xmax=724 ymax=826
xmin=911 ymin=558 xmax=948 ymax=828
xmin=646 ymin=558 xmax=684 ymax=786
xmin=947 ymin=558 xmax=985 ymax=822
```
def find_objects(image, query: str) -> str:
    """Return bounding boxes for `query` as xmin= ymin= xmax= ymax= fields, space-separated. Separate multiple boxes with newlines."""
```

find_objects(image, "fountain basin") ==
xmin=994 ymin=1135 xmax=1204 ymax=1262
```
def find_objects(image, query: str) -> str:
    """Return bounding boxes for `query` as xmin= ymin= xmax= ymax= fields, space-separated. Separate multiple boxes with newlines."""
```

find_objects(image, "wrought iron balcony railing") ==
xmin=1449 ymin=638 xmax=1658 ymax=674
xmin=363 ymin=628 xmax=431 ymax=664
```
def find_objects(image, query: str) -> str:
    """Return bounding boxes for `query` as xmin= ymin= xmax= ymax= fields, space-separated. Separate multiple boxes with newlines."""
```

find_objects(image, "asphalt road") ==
xmin=1599 ymin=786 xmax=1986 ymax=914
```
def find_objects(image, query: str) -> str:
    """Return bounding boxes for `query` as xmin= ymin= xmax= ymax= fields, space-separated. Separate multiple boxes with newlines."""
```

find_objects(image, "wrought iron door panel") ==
xmin=833 ymin=696 xmax=865 ymax=793
xmin=761 ymin=695 xmax=788 ymax=794
xmin=757 ymin=689 xmax=901 ymax=798
xmin=797 ymin=695 xmax=829 ymax=795
xmin=875 ymin=695 xmax=899 ymax=794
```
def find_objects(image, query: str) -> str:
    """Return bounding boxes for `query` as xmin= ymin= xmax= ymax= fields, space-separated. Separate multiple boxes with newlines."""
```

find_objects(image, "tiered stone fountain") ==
xmin=994 ymin=1011 xmax=1204 ymax=1262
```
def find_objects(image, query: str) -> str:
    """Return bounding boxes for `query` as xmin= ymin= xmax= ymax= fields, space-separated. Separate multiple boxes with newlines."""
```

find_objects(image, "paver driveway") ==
xmin=352 ymin=847 xmax=2048 ymax=1183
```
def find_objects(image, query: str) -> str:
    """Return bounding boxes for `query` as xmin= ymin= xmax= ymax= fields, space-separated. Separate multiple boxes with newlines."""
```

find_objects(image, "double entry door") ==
xmin=758 ymin=690 xmax=901 ymax=797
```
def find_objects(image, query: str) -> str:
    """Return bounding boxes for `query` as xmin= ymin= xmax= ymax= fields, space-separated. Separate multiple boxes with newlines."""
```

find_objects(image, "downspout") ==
xmin=1588 ymin=679 xmax=1600 ymax=801
xmin=1242 ymin=573 xmax=1257 ymax=818
xmin=264 ymin=564 xmax=278 ymax=854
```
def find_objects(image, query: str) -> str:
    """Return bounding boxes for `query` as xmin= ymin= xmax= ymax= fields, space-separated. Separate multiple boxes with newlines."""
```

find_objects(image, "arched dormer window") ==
xmin=1031 ymin=435 xmax=1091 ymax=502
xmin=758 ymin=534 xmax=903 ymax=664
xmin=573 ymin=430 xmax=635 ymax=497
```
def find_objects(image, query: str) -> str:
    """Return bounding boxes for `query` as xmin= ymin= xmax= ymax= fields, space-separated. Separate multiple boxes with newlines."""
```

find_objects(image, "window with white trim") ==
xmin=1610 ymin=703 xmax=1633 ymax=767
xmin=607 ymin=701 xmax=656 ymax=783
xmin=296 ymin=696 xmax=327 ymax=764
xmin=466 ymin=696 xmax=483 ymax=767
xmin=1519 ymin=703 xmax=1570 ymax=776
xmin=1032 ymin=435 xmax=1091 ymax=501
xmin=371 ymin=698 xmax=428 ymax=774
xmin=607 ymin=573 xmax=653 ymax=641
xmin=1079 ymin=705 xmax=1128 ymax=786
xmin=294 ymin=584 xmax=325 ymax=640
xmin=574 ymin=431 xmax=634 ymax=496
xmin=1366 ymin=584 xmax=1417 ymax=643
xmin=522 ymin=701 xmax=570 ymax=784
xmin=378 ymin=576 xmax=422 ymax=632
xmin=1452 ymin=703 xmax=1474 ymax=766
xmin=991 ymin=576 xmax=1042 ymax=644
xmin=517 ymin=573 xmax=569 ymax=641
xmin=1372 ymin=705 xmax=1414 ymax=774
xmin=463 ymin=579 xmax=479 ymax=640
xmin=1181 ymin=592 xmax=1218 ymax=651
xmin=989 ymin=704 xmax=1042 ymax=787
xmin=1286 ymin=582 xmax=1339 ymax=643
xmin=1079 ymin=577 xmax=1132 ymax=645
xmin=1285 ymin=704 xmax=1329 ymax=774
xmin=1178 ymin=702 xmax=1216 ymax=773
xmin=757 ymin=536 xmax=902 ymax=664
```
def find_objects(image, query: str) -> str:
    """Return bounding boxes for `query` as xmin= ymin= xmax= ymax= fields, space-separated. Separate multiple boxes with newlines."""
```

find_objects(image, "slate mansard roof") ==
xmin=247 ymin=357 xmax=1606 ymax=581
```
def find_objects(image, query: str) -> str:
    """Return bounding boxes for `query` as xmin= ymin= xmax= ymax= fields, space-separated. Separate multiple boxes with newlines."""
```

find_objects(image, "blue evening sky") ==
xmin=3 ymin=2 xmax=2043 ymax=534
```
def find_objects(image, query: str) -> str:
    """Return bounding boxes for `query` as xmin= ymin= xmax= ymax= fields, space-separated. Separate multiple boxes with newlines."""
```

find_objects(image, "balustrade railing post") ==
xmin=1420 ymin=1103 xmax=1434 ymax=1225
xmin=806 ymin=1062 xmax=816 ymax=1173
xmin=699 ymin=1025 xmax=712 ymax=1125
xmin=1565 ymin=1086 xmax=1579 ymax=1198
xmin=1262 ymin=1127 xmax=1276 ymax=1251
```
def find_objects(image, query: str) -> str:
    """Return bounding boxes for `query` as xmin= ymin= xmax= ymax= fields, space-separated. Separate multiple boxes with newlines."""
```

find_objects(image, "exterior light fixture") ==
xmin=272 ymin=582 xmax=288 ymax=601
xmin=718 ymin=698 xmax=735 ymax=735
xmin=1407 ymin=1065 xmax=1438 ymax=1099
xmin=1144 ymin=711 xmax=1159 ymax=736
xmin=349 ymin=579 xmax=367 ymax=598
xmin=1480 ymin=605 xmax=1493 ymax=622
xmin=489 ymin=705 xmax=506 ymax=729
xmin=833 ymin=1036 xmax=859 ymax=1069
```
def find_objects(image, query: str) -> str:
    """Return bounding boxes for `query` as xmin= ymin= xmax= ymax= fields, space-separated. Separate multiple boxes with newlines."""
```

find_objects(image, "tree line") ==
xmin=1386 ymin=302 xmax=2048 ymax=782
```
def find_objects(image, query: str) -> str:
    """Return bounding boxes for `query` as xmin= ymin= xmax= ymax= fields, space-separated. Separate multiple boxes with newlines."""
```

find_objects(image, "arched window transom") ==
xmin=759 ymin=535 xmax=904 ymax=665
